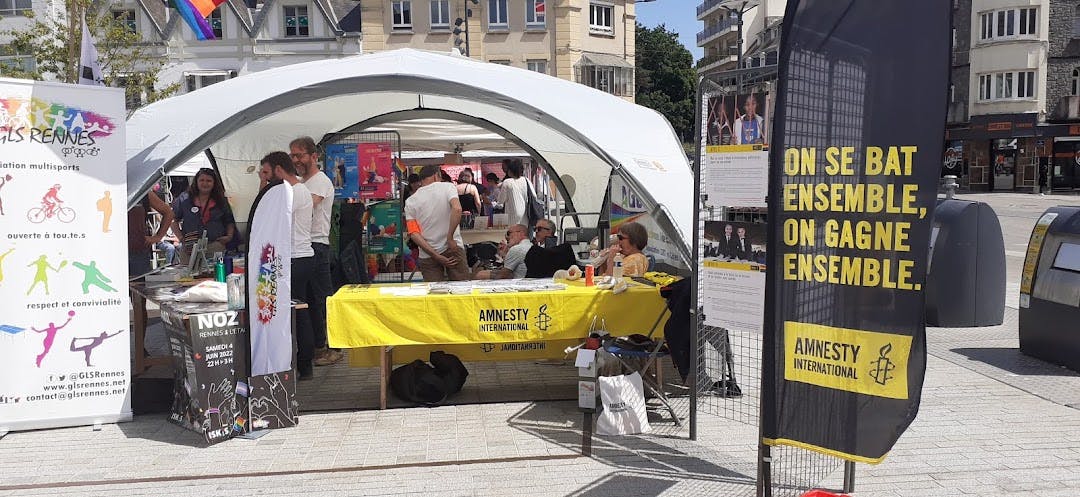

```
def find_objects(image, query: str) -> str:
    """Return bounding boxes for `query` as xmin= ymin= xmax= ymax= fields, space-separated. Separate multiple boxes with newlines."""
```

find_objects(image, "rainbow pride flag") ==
xmin=189 ymin=0 xmax=227 ymax=17
xmin=172 ymin=0 xmax=221 ymax=40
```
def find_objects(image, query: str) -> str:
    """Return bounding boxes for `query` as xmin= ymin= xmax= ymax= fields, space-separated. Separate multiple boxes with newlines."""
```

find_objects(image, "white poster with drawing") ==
xmin=0 ymin=78 xmax=130 ymax=431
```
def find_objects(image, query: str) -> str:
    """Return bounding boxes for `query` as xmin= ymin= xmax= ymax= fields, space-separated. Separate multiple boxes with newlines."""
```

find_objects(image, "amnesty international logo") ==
xmin=869 ymin=343 xmax=896 ymax=386
xmin=535 ymin=304 xmax=552 ymax=332
xmin=480 ymin=343 xmax=495 ymax=353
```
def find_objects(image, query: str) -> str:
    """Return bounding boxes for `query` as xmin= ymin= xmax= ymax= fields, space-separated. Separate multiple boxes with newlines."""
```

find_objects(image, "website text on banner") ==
xmin=761 ymin=0 xmax=949 ymax=464
xmin=0 ymin=79 xmax=130 ymax=432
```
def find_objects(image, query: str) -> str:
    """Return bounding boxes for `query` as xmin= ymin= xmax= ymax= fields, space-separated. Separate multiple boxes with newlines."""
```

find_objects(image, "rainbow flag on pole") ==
xmin=171 ymin=0 xmax=224 ymax=40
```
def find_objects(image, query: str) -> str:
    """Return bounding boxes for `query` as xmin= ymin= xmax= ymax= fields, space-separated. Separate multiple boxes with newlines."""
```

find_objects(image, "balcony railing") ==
xmin=696 ymin=17 xmax=737 ymax=45
xmin=696 ymin=53 xmax=737 ymax=72
xmin=697 ymin=0 xmax=726 ymax=17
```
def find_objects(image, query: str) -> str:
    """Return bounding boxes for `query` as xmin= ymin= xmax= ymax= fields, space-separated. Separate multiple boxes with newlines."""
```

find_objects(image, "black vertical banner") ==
xmin=762 ymin=0 xmax=950 ymax=463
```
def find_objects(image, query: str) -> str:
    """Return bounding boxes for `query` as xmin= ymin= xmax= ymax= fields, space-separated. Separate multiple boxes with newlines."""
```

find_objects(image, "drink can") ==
xmin=585 ymin=264 xmax=595 ymax=286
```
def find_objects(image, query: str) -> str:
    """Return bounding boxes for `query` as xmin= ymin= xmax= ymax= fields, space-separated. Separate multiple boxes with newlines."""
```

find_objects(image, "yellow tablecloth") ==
xmin=327 ymin=280 xmax=668 ymax=366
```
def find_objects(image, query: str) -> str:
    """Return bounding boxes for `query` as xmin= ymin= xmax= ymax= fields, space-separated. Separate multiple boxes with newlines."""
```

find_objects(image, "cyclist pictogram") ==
xmin=27 ymin=184 xmax=76 ymax=224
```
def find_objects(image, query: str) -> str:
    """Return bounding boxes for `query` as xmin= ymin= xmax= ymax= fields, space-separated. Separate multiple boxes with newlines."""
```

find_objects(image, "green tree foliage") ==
xmin=635 ymin=22 xmax=697 ymax=145
xmin=0 ymin=0 xmax=178 ymax=111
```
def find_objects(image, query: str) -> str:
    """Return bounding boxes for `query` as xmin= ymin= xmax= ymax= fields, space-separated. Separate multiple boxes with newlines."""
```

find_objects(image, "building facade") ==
xmin=358 ymin=0 xmax=637 ymax=101
xmin=948 ymin=0 xmax=1080 ymax=191
xmin=695 ymin=0 xmax=741 ymax=75
xmin=1 ymin=0 xmax=364 ymax=105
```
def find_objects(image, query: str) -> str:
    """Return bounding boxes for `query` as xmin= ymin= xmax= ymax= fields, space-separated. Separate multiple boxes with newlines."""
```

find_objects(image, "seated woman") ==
xmin=602 ymin=221 xmax=649 ymax=278
xmin=173 ymin=168 xmax=236 ymax=264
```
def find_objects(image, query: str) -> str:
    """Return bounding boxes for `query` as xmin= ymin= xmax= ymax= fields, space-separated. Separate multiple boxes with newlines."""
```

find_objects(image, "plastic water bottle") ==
xmin=226 ymin=269 xmax=245 ymax=309
xmin=612 ymin=252 xmax=624 ymax=280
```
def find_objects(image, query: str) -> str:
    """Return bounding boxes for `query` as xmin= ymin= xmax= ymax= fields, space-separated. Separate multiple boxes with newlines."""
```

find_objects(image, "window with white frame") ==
xmin=488 ymin=0 xmax=507 ymax=28
xmin=185 ymin=72 xmax=232 ymax=93
xmin=576 ymin=63 xmax=633 ymax=97
xmin=1073 ymin=68 xmax=1080 ymax=96
xmin=589 ymin=2 xmax=613 ymax=34
xmin=0 ymin=45 xmax=34 ymax=73
xmin=284 ymin=5 xmax=310 ymax=37
xmin=527 ymin=60 xmax=547 ymax=74
xmin=429 ymin=0 xmax=449 ymax=28
xmin=113 ymin=10 xmax=137 ymax=34
xmin=391 ymin=1 xmax=412 ymax=29
xmin=979 ymin=7 xmax=1036 ymax=41
xmin=977 ymin=70 xmax=1035 ymax=101
xmin=209 ymin=8 xmax=223 ymax=38
xmin=526 ymin=0 xmax=545 ymax=27
xmin=0 ymin=0 xmax=31 ymax=16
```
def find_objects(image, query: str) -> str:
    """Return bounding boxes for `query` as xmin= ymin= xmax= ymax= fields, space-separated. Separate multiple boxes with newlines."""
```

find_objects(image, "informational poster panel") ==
xmin=702 ymin=221 xmax=766 ymax=334
xmin=324 ymin=143 xmax=359 ymax=201
xmin=0 ymin=78 xmax=130 ymax=432
xmin=704 ymin=92 xmax=770 ymax=208
xmin=610 ymin=174 xmax=683 ymax=269
xmin=357 ymin=142 xmax=393 ymax=200
xmin=368 ymin=200 xmax=402 ymax=255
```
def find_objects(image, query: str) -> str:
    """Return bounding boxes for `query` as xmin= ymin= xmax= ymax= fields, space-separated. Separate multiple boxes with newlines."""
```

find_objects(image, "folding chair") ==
xmin=601 ymin=308 xmax=681 ymax=426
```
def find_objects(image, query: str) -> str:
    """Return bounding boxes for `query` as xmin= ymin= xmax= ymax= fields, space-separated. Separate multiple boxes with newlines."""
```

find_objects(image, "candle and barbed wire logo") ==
xmin=534 ymin=304 xmax=552 ymax=332
xmin=869 ymin=343 xmax=897 ymax=386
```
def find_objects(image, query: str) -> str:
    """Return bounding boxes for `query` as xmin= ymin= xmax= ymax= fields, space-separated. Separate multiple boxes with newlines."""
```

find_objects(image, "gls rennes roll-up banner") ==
xmin=761 ymin=1 xmax=949 ymax=463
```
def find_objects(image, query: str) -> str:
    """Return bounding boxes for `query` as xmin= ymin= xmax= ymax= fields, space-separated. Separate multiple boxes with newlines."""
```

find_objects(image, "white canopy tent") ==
xmin=126 ymin=49 xmax=693 ymax=263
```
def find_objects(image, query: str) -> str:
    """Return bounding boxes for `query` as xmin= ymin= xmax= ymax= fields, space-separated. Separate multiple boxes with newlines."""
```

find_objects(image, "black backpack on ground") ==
xmin=389 ymin=352 xmax=469 ymax=406
xmin=390 ymin=360 xmax=447 ymax=406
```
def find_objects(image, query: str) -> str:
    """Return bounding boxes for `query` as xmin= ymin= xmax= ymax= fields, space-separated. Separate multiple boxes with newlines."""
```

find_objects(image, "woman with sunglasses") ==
xmin=603 ymin=221 xmax=649 ymax=278
xmin=173 ymin=168 xmax=236 ymax=264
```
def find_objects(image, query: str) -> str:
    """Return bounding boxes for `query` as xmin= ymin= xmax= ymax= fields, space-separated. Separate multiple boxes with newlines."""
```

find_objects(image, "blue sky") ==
xmin=636 ymin=1 xmax=703 ymax=60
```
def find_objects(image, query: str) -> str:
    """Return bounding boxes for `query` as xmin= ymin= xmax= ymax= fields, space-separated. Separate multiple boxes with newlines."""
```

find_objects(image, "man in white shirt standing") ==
xmin=263 ymin=151 xmax=317 ymax=380
xmin=290 ymin=136 xmax=343 ymax=367
xmin=405 ymin=164 xmax=470 ymax=281
xmin=474 ymin=224 xmax=531 ymax=279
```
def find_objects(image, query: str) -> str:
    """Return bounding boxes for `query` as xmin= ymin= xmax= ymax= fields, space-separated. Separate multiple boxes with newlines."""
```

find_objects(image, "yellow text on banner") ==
xmin=784 ymin=322 xmax=912 ymax=400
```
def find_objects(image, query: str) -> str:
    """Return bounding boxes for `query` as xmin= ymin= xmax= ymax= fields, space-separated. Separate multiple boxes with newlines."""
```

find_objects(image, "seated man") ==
xmin=474 ymin=224 xmax=531 ymax=280
xmin=533 ymin=218 xmax=557 ymax=249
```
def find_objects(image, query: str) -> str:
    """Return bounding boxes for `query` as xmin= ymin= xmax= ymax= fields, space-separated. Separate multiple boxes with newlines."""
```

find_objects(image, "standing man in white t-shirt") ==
xmin=405 ymin=164 xmax=470 ymax=281
xmin=263 ymin=151 xmax=317 ymax=380
xmin=290 ymin=136 xmax=343 ymax=366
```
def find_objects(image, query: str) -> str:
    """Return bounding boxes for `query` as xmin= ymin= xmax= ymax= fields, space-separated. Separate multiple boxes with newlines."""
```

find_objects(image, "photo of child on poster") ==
xmin=703 ymin=221 xmax=766 ymax=264
xmin=705 ymin=92 xmax=769 ymax=148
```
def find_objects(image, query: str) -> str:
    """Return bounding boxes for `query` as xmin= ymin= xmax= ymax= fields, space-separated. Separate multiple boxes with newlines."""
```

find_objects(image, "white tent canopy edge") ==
xmin=125 ymin=48 xmax=693 ymax=264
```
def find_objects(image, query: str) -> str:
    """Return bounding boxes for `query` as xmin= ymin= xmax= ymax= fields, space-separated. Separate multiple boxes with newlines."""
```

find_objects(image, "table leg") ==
xmin=132 ymin=289 xmax=148 ymax=375
xmin=380 ymin=346 xmax=393 ymax=410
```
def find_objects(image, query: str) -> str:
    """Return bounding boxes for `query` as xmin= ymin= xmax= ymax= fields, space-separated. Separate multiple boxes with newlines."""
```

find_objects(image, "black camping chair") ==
xmin=524 ymin=242 xmax=578 ymax=278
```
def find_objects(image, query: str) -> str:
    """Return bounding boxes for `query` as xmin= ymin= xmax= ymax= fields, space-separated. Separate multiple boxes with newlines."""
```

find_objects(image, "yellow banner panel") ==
xmin=327 ymin=281 xmax=668 ymax=348
xmin=783 ymin=321 xmax=911 ymax=400
xmin=1020 ymin=212 xmax=1058 ymax=294
xmin=706 ymin=144 xmax=766 ymax=153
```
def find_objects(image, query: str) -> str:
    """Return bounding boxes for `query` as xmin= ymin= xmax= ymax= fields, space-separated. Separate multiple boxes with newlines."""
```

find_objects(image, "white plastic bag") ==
xmin=175 ymin=280 xmax=228 ymax=303
xmin=596 ymin=372 xmax=651 ymax=435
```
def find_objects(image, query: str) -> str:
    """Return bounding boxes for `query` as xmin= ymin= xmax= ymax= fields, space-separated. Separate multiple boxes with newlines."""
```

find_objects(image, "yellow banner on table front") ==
xmin=347 ymin=339 xmax=584 ymax=367
xmin=783 ymin=321 xmax=911 ymax=400
xmin=327 ymin=281 xmax=668 ymax=348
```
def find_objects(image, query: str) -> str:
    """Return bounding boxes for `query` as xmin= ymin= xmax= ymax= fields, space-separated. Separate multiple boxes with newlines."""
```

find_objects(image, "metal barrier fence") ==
xmin=694 ymin=72 xmax=847 ymax=496
xmin=319 ymin=130 xmax=408 ymax=283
